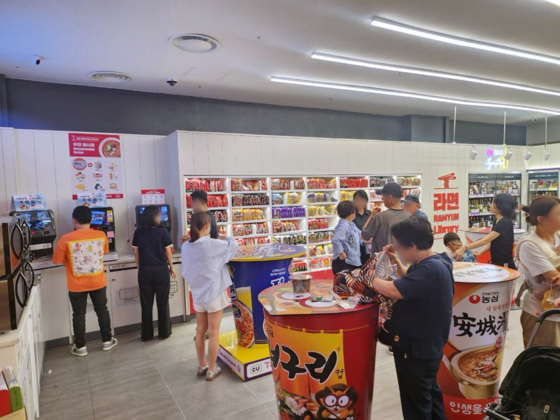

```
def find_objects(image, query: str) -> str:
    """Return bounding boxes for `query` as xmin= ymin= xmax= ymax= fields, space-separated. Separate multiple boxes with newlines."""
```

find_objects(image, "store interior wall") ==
xmin=526 ymin=119 xmax=560 ymax=146
xmin=2 ymin=77 xmax=527 ymax=145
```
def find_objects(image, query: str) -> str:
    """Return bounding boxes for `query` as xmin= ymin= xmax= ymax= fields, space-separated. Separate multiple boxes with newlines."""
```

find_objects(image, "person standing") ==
xmin=372 ymin=217 xmax=453 ymax=420
xmin=403 ymin=195 xmax=428 ymax=219
xmin=191 ymin=190 xmax=218 ymax=238
xmin=362 ymin=182 xmax=410 ymax=254
xmin=132 ymin=206 xmax=175 ymax=341
xmin=516 ymin=196 xmax=560 ymax=347
xmin=454 ymin=193 xmax=516 ymax=268
xmin=53 ymin=206 xmax=118 ymax=356
xmin=353 ymin=190 xmax=372 ymax=265
xmin=332 ymin=201 xmax=362 ymax=274
xmin=181 ymin=212 xmax=238 ymax=381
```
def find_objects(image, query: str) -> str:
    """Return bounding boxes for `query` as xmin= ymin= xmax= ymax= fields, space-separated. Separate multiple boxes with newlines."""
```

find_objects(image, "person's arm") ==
xmin=519 ymin=242 xmax=560 ymax=287
xmin=472 ymin=243 xmax=491 ymax=257
xmin=133 ymin=247 xmax=140 ymax=267
xmin=52 ymin=238 xmax=66 ymax=265
xmin=383 ymin=245 xmax=408 ymax=278
xmin=162 ymin=230 xmax=176 ymax=278
xmin=361 ymin=211 xmax=381 ymax=241
xmin=372 ymin=277 xmax=404 ymax=300
xmin=215 ymin=237 xmax=239 ymax=266
xmin=332 ymin=223 xmax=348 ymax=260
xmin=455 ymin=231 xmax=500 ymax=260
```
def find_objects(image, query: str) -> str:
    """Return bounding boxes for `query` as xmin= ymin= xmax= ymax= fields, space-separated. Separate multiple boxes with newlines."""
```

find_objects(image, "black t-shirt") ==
xmin=208 ymin=211 xmax=219 ymax=239
xmin=353 ymin=209 xmax=371 ymax=231
xmin=132 ymin=227 xmax=173 ymax=267
xmin=491 ymin=217 xmax=515 ymax=266
xmin=390 ymin=254 xmax=454 ymax=359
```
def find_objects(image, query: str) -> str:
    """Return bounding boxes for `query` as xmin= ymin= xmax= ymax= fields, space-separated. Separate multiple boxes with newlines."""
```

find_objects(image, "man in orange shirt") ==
xmin=53 ymin=206 xmax=118 ymax=356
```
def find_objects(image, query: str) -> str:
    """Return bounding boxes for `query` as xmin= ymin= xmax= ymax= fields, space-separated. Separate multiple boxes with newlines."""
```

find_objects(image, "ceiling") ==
xmin=1 ymin=0 xmax=560 ymax=125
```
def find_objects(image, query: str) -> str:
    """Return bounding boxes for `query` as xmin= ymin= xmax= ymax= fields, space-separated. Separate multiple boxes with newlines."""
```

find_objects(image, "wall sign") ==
xmin=69 ymin=133 xmax=124 ymax=199
xmin=485 ymin=149 xmax=509 ymax=170
xmin=433 ymin=173 xmax=460 ymax=238
xmin=77 ymin=192 xmax=107 ymax=208
xmin=13 ymin=194 xmax=47 ymax=211
xmin=141 ymin=189 xmax=165 ymax=205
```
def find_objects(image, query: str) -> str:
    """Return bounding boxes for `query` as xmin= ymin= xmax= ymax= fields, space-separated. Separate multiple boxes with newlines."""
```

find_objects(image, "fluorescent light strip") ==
xmin=371 ymin=17 xmax=560 ymax=66
xmin=270 ymin=76 xmax=560 ymax=115
xmin=311 ymin=52 xmax=560 ymax=97
xmin=545 ymin=0 xmax=560 ymax=6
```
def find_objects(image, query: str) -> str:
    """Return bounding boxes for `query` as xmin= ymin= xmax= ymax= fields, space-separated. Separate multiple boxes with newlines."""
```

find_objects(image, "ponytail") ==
xmin=190 ymin=212 xmax=211 ymax=242
xmin=522 ymin=196 xmax=560 ymax=226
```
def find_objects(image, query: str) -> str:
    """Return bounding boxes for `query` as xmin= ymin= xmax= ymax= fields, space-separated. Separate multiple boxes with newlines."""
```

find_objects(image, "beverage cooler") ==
xmin=468 ymin=173 xmax=522 ymax=228
xmin=527 ymin=170 xmax=558 ymax=202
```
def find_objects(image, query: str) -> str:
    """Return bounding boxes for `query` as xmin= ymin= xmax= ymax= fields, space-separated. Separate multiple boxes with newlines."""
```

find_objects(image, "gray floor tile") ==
xmin=264 ymin=399 xmax=280 ymax=418
xmin=213 ymin=403 xmax=277 ymax=420
xmin=39 ymin=385 xmax=93 ymax=420
xmin=243 ymin=374 xmax=276 ymax=403
xmin=38 ymin=407 xmax=95 ymax=420
xmin=93 ymin=391 xmax=185 ymax=420
xmin=154 ymin=354 xmax=206 ymax=391
xmin=372 ymin=404 xmax=404 ymax=420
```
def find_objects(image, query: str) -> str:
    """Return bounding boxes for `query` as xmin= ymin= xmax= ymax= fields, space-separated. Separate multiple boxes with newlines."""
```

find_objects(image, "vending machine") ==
xmin=10 ymin=209 xmax=57 ymax=260
xmin=90 ymin=207 xmax=117 ymax=253
xmin=527 ymin=170 xmax=558 ymax=203
xmin=135 ymin=204 xmax=171 ymax=232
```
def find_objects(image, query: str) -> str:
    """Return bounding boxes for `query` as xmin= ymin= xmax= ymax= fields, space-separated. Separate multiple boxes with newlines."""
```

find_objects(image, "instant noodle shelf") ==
xmin=530 ymin=188 xmax=558 ymax=192
xmin=183 ymin=174 xmax=421 ymax=273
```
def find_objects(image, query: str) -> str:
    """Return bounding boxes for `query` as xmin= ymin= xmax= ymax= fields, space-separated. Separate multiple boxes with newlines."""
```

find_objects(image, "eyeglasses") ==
xmin=448 ymin=241 xmax=463 ymax=247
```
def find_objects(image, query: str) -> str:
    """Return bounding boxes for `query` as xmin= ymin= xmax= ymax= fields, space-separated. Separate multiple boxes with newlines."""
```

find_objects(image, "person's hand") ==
xmin=181 ymin=234 xmax=190 ymax=243
xmin=383 ymin=245 xmax=397 ymax=264
xmin=472 ymin=251 xmax=482 ymax=257
xmin=555 ymin=297 xmax=560 ymax=308
xmin=363 ymin=238 xmax=373 ymax=244
xmin=372 ymin=206 xmax=382 ymax=214
xmin=453 ymin=246 xmax=466 ymax=261
xmin=170 ymin=268 xmax=177 ymax=279
xmin=339 ymin=252 xmax=347 ymax=260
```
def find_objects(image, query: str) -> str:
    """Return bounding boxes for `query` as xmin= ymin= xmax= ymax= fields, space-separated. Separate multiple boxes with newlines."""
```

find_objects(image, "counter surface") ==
xmin=259 ymin=279 xmax=373 ymax=315
xmin=461 ymin=227 xmax=525 ymax=235
xmin=232 ymin=243 xmax=305 ymax=262
xmin=452 ymin=262 xmax=519 ymax=284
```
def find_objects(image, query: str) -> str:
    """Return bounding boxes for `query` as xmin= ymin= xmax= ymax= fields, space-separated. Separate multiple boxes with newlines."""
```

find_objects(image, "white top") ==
xmin=181 ymin=236 xmax=238 ymax=306
xmin=517 ymin=231 xmax=560 ymax=322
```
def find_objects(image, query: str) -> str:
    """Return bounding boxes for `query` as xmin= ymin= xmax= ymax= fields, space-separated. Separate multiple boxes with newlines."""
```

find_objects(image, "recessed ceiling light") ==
xmin=545 ymin=0 xmax=560 ymax=6
xmin=169 ymin=34 xmax=220 ymax=53
xmin=88 ymin=71 xmax=131 ymax=83
xmin=311 ymin=53 xmax=560 ymax=97
xmin=270 ymin=76 xmax=560 ymax=115
xmin=371 ymin=17 xmax=560 ymax=66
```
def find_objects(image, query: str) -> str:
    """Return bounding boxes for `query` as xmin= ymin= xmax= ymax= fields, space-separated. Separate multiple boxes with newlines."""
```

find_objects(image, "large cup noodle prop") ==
xmin=438 ymin=263 xmax=518 ymax=420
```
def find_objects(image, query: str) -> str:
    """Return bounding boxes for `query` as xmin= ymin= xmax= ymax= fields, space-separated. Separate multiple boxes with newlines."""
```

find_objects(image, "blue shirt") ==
xmin=332 ymin=219 xmax=362 ymax=267
xmin=461 ymin=250 xmax=477 ymax=262
xmin=390 ymin=253 xmax=454 ymax=359
xmin=414 ymin=209 xmax=428 ymax=219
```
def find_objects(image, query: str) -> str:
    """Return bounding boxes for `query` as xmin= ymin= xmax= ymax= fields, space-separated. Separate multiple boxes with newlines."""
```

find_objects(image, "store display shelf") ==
xmin=233 ymin=233 xmax=271 ymax=239
xmin=232 ymin=219 xmax=270 ymax=224
xmin=231 ymin=205 xmax=270 ymax=209
xmin=217 ymin=222 xmax=229 ymax=225
xmin=308 ymin=241 xmax=333 ymax=246
xmin=339 ymin=187 xmax=369 ymax=191
xmin=310 ymin=253 xmax=333 ymax=258
xmin=231 ymin=190 xmax=269 ymax=194
xmin=469 ymin=212 xmax=493 ymax=217
xmin=308 ymin=227 xmax=335 ymax=233
xmin=399 ymin=185 xmax=422 ymax=189
xmin=308 ymin=201 xmax=338 ymax=206
xmin=530 ymin=189 xmax=558 ymax=192
xmin=271 ymin=203 xmax=305 ymax=207
xmin=307 ymin=189 xmax=337 ymax=192
xmin=271 ymin=189 xmax=306 ymax=193
xmin=272 ymin=229 xmax=306 ymax=235
xmin=208 ymin=206 xmax=229 ymax=210
xmin=272 ymin=217 xmax=306 ymax=221
xmin=308 ymin=214 xmax=337 ymax=218
xmin=306 ymin=267 xmax=332 ymax=273
xmin=469 ymin=194 xmax=494 ymax=198
xmin=185 ymin=190 xmax=227 ymax=195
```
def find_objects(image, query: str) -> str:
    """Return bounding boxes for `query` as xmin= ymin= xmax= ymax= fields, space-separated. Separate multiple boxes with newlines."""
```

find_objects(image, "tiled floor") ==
xmin=39 ymin=310 xmax=525 ymax=420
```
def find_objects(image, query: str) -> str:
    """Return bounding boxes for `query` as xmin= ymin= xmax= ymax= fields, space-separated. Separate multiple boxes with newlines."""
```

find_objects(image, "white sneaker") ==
xmin=102 ymin=337 xmax=118 ymax=351
xmin=71 ymin=345 xmax=88 ymax=357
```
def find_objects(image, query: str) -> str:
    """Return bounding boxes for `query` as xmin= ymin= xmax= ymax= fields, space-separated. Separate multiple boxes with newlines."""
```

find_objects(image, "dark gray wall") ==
xmin=453 ymin=120 xmax=525 ymax=146
xmin=3 ymin=78 xmax=526 ymax=145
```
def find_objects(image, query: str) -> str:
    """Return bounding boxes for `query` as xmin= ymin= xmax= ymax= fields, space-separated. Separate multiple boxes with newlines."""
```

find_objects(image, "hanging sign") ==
xmin=13 ymin=194 xmax=47 ymax=211
xmin=69 ymin=133 xmax=124 ymax=199
xmin=76 ymin=192 xmax=107 ymax=208
xmin=141 ymin=189 xmax=166 ymax=205
xmin=485 ymin=149 xmax=509 ymax=170
xmin=432 ymin=173 xmax=460 ymax=238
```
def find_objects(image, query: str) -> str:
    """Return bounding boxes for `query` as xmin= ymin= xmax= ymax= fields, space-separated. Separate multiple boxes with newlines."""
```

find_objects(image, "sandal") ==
xmin=206 ymin=366 xmax=222 ymax=381
xmin=197 ymin=364 xmax=209 ymax=376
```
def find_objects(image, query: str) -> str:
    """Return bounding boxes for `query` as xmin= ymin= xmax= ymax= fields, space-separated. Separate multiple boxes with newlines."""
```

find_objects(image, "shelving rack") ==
xmin=184 ymin=174 xmax=421 ymax=273
xmin=467 ymin=173 xmax=522 ymax=228
xmin=527 ymin=170 xmax=558 ymax=204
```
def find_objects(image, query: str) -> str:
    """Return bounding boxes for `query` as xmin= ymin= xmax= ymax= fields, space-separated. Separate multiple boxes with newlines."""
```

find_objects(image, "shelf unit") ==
xmin=527 ymin=171 xmax=559 ymax=204
xmin=467 ymin=173 xmax=522 ymax=229
xmin=184 ymin=174 xmax=421 ymax=272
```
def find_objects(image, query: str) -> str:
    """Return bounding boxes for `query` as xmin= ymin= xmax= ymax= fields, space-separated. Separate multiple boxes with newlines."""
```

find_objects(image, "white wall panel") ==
xmin=304 ymin=138 xmax=319 ymax=174
xmin=272 ymin=138 xmax=287 ymax=175
xmin=139 ymin=136 xmax=158 ymax=189
xmin=192 ymin=133 xmax=210 ymax=175
xmin=246 ymin=136 xmax=263 ymax=175
xmin=205 ymin=134 xmax=225 ymax=175
xmin=260 ymin=137 xmax=274 ymax=176
xmin=14 ymin=130 xmax=38 ymax=193
xmin=235 ymin=136 xmax=250 ymax=175
xmin=221 ymin=136 xmax=237 ymax=175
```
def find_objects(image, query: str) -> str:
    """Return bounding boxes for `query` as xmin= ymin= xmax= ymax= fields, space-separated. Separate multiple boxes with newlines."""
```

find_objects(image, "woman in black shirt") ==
xmin=455 ymin=194 xmax=516 ymax=268
xmin=132 ymin=206 xmax=175 ymax=341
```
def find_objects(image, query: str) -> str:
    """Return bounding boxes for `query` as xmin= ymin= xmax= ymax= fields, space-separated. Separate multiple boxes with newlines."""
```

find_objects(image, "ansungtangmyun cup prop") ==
xmin=438 ymin=263 xmax=518 ymax=420
xmin=291 ymin=274 xmax=312 ymax=297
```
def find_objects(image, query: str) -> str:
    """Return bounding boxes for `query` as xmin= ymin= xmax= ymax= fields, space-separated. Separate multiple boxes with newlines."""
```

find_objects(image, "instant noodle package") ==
xmin=308 ymin=205 xmax=336 ymax=217
xmin=232 ymin=194 xmax=270 ymax=207
xmin=307 ymin=192 xmax=336 ymax=204
xmin=231 ymin=179 xmax=267 ymax=191
xmin=185 ymin=178 xmax=225 ymax=192
xmin=186 ymin=194 xmax=227 ymax=208
xmin=339 ymin=177 xmax=368 ymax=188
xmin=273 ymin=233 xmax=306 ymax=245
xmin=308 ymin=218 xmax=329 ymax=230
xmin=232 ymin=208 xmax=266 ymax=221
xmin=233 ymin=223 xmax=269 ymax=237
xmin=271 ymin=178 xmax=305 ymax=191
xmin=307 ymin=178 xmax=336 ymax=190
xmin=272 ymin=220 xmax=299 ymax=234
xmin=272 ymin=207 xmax=305 ymax=219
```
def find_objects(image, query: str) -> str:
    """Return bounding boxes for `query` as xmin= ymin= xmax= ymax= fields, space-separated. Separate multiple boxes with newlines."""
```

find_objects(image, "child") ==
xmin=332 ymin=200 xmax=362 ymax=275
xmin=181 ymin=212 xmax=238 ymax=381
xmin=443 ymin=232 xmax=477 ymax=262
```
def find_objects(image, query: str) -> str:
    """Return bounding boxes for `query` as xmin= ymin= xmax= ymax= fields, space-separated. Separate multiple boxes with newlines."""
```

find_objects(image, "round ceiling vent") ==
xmin=169 ymin=34 xmax=220 ymax=53
xmin=88 ymin=71 xmax=132 ymax=83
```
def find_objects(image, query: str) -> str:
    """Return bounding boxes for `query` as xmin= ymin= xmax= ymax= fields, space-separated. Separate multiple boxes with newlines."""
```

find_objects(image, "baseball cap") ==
xmin=403 ymin=195 xmax=420 ymax=204
xmin=380 ymin=182 xmax=402 ymax=198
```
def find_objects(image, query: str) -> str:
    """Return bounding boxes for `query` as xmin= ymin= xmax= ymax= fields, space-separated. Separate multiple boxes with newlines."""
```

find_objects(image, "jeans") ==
xmin=331 ymin=258 xmax=361 ymax=275
xmin=393 ymin=349 xmax=445 ymax=420
xmin=69 ymin=286 xmax=112 ymax=348
xmin=138 ymin=265 xmax=171 ymax=340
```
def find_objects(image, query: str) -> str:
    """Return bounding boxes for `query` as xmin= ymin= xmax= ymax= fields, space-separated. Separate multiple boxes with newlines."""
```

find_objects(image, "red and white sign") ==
xmin=433 ymin=172 xmax=460 ymax=238
xmin=69 ymin=133 xmax=124 ymax=199
xmin=141 ymin=189 xmax=165 ymax=205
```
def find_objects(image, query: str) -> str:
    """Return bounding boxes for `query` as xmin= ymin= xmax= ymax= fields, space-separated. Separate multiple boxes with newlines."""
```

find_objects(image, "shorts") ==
xmin=193 ymin=290 xmax=230 ymax=313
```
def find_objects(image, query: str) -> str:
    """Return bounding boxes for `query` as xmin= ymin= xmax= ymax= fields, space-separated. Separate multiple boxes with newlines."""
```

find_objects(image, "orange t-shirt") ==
xmin=53 ymin=228 xmax=109 ymax=292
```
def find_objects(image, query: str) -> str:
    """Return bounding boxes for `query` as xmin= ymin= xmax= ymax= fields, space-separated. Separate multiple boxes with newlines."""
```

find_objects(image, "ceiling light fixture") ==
xmin=270 ymin=76 xmax=560 ymax=116
xmin=370 ymin=17 xmax=560 ymax=66
xmin=503 ymin=110 xmax=513 ymax=161
xmin=470 ymin=145 xmax=478 ymax=160
xmin=523 ymin=148 xmax=533 ymax=161
xmin=88 ymin=71 xmax=131 ymax=83
xmin=169 ymin=34 xmax=220 ymax=53
xmin=311 ymin=52 xmax=560 ymax=97
xmin=545 ymin=0 xmax=560 ymax=6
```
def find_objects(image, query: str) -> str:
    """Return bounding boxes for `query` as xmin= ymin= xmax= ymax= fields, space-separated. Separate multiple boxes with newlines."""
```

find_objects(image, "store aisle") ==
xmin=39 ymin=310 xmax=525 ymax=420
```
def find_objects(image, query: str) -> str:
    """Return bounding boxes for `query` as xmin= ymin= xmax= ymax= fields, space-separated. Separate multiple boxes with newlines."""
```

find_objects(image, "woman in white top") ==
xmin=516 ymin=196 xmax=560 ymax=348
xmin=181 ymin=212 xmax=238 ymax=381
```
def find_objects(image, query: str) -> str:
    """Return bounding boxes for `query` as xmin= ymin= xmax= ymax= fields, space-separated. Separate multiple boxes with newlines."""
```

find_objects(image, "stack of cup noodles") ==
xmin=272 ymin=220 xmax=299 ymax=233
xmin=233 ymin=223 xmax=269 ymax=237
xmin=273 ymin=233 xmax=306 ymax=245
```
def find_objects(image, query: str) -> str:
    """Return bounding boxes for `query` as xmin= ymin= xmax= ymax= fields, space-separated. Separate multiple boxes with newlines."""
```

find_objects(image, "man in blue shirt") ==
xmin=403 ymin=194 xmax=428 ymax=219
xmin=332 ymin=201 xmax=362 ymax=275
xmin=372 ymin=217 xmax=453 ymax=420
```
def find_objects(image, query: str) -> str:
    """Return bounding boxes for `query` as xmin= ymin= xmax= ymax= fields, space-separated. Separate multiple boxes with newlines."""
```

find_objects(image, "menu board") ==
xmin=77 ymin=192 xmax=107 ymax=208
xmin=69 ymin=133 xmax=124 ymax=199
xmin=13 ymin=194 xmax=47 ymax=211
xmin=141 ymin=189 xmax=165 ymax=205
